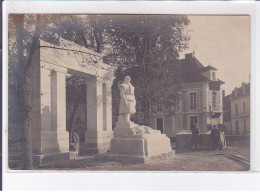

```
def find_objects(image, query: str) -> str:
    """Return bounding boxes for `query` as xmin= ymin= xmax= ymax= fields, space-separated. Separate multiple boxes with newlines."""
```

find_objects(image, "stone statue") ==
xmin=118 ymin=76 xmax=136 ymax=123
xmin=114 ymin=76 xmax=160 ymax=137
xmin=108 ymin=76 xmax=173 ymax=162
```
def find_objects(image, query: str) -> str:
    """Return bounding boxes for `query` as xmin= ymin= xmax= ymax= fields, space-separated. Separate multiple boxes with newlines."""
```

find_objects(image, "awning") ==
xmin=212 ymin=112 xmax=221 ymax=118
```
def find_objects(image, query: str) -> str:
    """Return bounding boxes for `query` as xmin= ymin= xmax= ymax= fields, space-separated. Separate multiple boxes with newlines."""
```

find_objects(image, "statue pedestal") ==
xmin=96 ymin=121 xmax=174 ymax=163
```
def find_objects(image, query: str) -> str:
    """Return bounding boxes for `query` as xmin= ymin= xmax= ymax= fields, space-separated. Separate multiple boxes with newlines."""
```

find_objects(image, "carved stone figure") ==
xmin=106 ymin=76 xmax=174 ymax=163
xmin=118 ymin=76 xmax=136 ymax=123
xmin=114 ymin=76 xmax=160 ymax=137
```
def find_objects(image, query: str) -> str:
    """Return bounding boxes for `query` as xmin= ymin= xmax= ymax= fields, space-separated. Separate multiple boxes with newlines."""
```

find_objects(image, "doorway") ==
xmin=66 ymin=75 xmax=87 ymax=145
xmin=156 ymin=118 xmax=164 ymax=133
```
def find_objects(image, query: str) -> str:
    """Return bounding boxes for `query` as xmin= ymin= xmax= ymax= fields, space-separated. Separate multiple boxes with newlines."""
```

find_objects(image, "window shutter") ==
xmin=208 ymin=91 xmax=212 ymax=105
xmin=186 ymin=93 xmax=189 ymax=110
xmin=196 ymin=91 xmax=200 ymax=110
xmin=208 ymin=91 xmax=212 ymax=111
xmin=217 ymin=91 xmax=221 ymax=110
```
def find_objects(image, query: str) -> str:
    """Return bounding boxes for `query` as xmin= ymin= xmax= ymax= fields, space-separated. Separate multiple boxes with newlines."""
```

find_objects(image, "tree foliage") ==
xmin=105 ymin=15 xmax=190 ymax=125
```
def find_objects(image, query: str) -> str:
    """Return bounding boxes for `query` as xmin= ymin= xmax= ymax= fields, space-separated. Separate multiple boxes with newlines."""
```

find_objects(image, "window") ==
xmin=190 ymin=116 xmax=197 ymax=124
xmin=157 ymin=105 xmax=163 ymax=112
xmin=243 ymin=102 xmax=246 ymax=113
xmin=190 ymin=116 xmax=198 ymax=129
xmin=156 ymin=118 xmax=164 ymax=133
xmin=212 ymin=91 xmax=217 ymax=109
xmin=212 ymin=72 xmax=216 ymax=81
xmin=189 ymin=92 xmax=197 ymax=109
xmin=176 ymin=100 xmax=181 ymax=111
xmin=235 ymin=103 xmax=238 ymax=114
xmin=152 ymin=105 xmax=157 ymax=112
xmin=235 ymin=120 xmax=239 ymax=134
xmin=244 ymin=120 xmax=247 ymax=132
xmin=176 ymin=103 xmax=180 ymax=111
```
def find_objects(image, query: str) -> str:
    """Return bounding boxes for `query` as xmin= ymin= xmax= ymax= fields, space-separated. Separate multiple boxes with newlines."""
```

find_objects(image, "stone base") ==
xmin=33 ymin=151 xmax=76 ymax=166
xmin=176 ymin=130 xmax=192 ymax=149
xmin=200 ymin=132 xmax=212 ymax=150
xmin=96 ymin=151 xmax=175 ymax=163
xmin=32 ymin=130 xmax=70 ymax=155
xmin=102 ymin=121 xmax=173 ymax=163
xmin=82 ymin=130 xmax=113 ymax=155
xmin=176 ymin=130 xmax=213 ymax=151
xmin=110 ymin=133 xmax=172 ymax=157
xmin=107 ymin=131 xmax=173 ymax=163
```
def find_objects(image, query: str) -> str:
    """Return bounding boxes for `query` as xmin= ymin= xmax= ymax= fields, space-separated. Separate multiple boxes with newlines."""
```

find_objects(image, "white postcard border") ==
xmin=2 ymin=0 xmax=260 ymax=190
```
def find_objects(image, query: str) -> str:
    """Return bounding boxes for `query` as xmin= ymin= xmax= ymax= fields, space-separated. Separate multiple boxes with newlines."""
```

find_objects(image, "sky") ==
xmin=180 ymin=15 xmax=250 ymax=95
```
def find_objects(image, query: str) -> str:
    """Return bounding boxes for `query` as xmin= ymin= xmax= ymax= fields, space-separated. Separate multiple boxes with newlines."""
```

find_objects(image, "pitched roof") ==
xmin=178 ymin=54 xmax=219 ymax=83
xmin=199 ymin=65 xmax=218 ymax=72
xmin=211 ymin=79 xmax=225 ymax=85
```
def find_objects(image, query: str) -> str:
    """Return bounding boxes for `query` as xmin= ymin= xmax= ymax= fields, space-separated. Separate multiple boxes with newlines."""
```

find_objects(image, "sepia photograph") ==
xmin=7 ymin=14 xmax=250 ymax=171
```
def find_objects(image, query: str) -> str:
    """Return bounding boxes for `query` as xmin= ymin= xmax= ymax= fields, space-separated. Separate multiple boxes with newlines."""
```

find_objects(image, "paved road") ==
xmin=36 ymin=144 xmax=250 ymax=171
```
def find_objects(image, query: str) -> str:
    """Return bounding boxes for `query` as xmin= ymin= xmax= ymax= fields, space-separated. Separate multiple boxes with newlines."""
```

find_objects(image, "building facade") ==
xmin=223 ymin=93 xmax=232 ymax=134
xmin=230 ymin=82 xmax=250 ymax=135
xmin=151 ymin=52 xmax=225 ymax=138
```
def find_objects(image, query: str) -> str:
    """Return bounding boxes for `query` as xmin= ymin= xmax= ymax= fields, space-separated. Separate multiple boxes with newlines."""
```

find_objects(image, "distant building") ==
xmin=230 ymin=82 xmax=250 ymax=135
xmin=222 ymin=92 xmax=232 ymax=134
xmin=151 ymin=52 xmax=225 ymax=138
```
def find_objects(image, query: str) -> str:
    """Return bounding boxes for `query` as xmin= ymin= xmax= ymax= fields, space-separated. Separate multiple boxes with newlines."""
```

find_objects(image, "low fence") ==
xmin=225 ymin=135 xmax=250 ymax=145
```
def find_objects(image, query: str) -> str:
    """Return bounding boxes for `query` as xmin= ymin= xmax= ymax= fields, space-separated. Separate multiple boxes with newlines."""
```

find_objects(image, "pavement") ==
xmin=34 ymin=143 xmax=250 ymax=171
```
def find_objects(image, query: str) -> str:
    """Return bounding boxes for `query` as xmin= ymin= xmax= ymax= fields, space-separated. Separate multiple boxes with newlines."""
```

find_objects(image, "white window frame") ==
xmin=189 ymin=92 xmax=197 ymax=110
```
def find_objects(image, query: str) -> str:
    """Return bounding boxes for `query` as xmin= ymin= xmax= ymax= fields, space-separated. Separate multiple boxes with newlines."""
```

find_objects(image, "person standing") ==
xmin=72 ymin=132 xmax=80 ymax=156
xmin=191 ymin=124 xmax=200 ymax=150
xmin=211 ymin=125 xmax=220 ymax=150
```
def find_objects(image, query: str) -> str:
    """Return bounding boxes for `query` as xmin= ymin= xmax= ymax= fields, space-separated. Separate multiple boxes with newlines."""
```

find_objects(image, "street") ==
xmin=35 ymin=143 xmax=250 ymax=171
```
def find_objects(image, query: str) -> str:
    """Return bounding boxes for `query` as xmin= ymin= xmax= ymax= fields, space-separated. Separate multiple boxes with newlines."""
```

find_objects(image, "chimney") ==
xmin=222 ymin=90 xmax=225 ymax=98
xmin=234 ymin=87 xmax=238 ymax=97
xmin=242 ymin=82 xmax=246 ymax=95
xmin=185 ymin=52 xmax=195 ymax=59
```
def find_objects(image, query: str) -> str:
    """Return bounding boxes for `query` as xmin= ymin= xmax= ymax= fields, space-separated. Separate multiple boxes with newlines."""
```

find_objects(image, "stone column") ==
xmin=101 ymin=82 xmax=114 ymax=152
xmin=84 ymin=76 xmax=104 ymax=153
xmin=86 ymin=76 xmax=104 ymax=132
xmin=52 ymin=71 xmax=69 ymax=153
xmin=84 ymin=77 xmax=114 ymax=154
xmin=103 ymin=81 xmax=113 ymax=132
xmin=32 ymin=64 xmax=74 ymax=165
xmin=31 ymin=67 xmax=52 ymax=156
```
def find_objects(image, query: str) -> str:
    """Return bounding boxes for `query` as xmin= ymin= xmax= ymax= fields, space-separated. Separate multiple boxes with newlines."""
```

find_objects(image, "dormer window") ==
xmin=212 ymin=72 xmax=216 ymax=81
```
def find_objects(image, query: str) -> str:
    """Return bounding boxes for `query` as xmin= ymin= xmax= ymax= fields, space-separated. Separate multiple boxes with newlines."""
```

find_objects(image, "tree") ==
xmin=11 ymin=14 xmax=42 ymax=169
xmin=105 ymin=15 xmax=190 ymax=126
xmin=66 ymin=76 xmax=86 ymax=144
xmin=56 ymin=15 xmax=109 ymax=139
xmin=9 ymin=14 xmax=92 ymax=167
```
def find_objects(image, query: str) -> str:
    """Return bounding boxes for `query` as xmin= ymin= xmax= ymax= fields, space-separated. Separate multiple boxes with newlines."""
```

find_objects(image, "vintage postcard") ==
xmin=2 ymin=0 xmax=259 ymax=191
xmin=7 ymin=13 xmax=250 ymax=171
